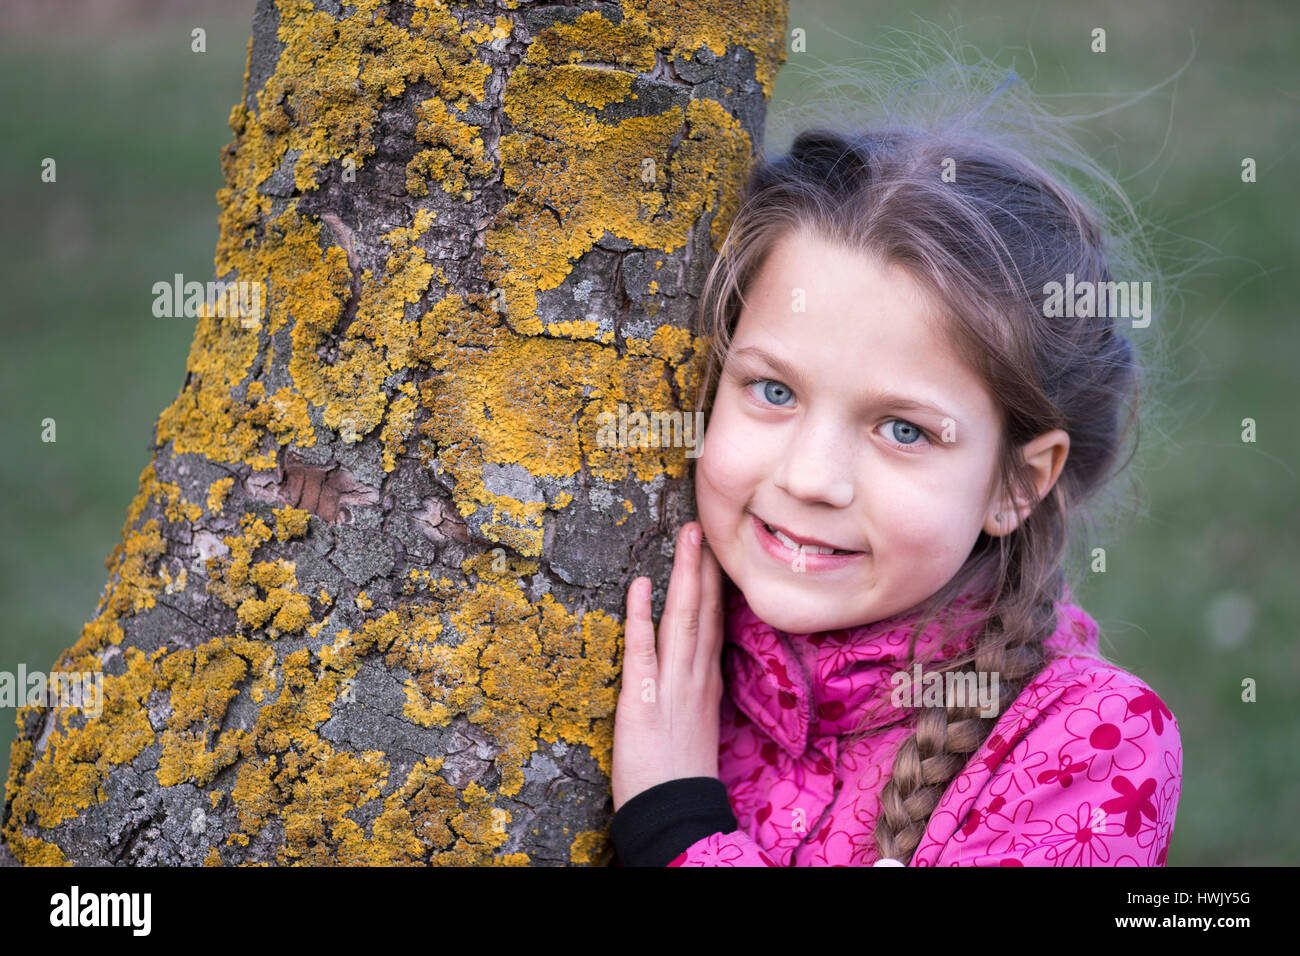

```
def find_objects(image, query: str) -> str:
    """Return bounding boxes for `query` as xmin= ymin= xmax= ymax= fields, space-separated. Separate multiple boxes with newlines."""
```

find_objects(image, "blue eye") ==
xmin=746 ymin=378 xmax=794 ymax=406
xmin=885 ymin=419 xmax=926 ymax=446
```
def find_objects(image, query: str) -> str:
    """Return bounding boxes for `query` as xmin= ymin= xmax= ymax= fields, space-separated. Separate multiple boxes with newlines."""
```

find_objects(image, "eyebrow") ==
xmin=729 ymin=345 xmax=959 ymax=422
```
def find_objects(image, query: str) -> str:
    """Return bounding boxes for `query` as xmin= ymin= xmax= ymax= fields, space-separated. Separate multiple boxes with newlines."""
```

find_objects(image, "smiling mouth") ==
xmin=758 ymin=518 xmax=862 ymax=555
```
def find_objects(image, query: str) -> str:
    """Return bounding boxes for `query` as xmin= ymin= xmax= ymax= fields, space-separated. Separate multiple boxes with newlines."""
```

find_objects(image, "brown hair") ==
xmin=692 ymin=50 xmax=1172 ymax=864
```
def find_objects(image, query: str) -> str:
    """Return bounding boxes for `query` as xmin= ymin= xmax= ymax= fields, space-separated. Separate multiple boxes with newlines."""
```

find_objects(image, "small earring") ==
xmin=995 ymin=512 xmax=1004 ymax=522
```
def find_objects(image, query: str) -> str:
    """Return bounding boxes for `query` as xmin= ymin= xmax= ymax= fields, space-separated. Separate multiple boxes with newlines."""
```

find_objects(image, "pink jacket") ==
xmin=659 ymin=579 xmax=1182 ymax=866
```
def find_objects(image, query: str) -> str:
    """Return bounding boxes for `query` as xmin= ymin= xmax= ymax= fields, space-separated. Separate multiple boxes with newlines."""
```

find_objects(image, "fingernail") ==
xmin=688 ymin=524 xmax=700 ymax=546
xmin=639 ymin=578 xmax=651 ymax=600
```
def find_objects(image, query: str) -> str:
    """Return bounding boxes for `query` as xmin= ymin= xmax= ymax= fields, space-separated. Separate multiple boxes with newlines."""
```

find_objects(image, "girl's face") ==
xmin=694 ymin=228 xmax=1012 ymax=635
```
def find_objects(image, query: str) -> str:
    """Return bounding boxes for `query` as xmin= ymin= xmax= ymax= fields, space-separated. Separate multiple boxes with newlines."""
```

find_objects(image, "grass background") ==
xmin=1 ymin=0 xmax=1296 ymax=865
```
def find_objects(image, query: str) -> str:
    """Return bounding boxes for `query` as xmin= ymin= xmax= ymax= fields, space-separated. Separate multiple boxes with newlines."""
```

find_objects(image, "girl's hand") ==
xmin=612 ymin=521 xmax=725 ymax=813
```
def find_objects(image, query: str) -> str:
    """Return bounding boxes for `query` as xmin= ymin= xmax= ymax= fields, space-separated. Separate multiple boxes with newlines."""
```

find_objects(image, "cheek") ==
xmin=871 ymin=466 xmax=984 ymax=550
xmin=694 ymin=398 xmax=766 ymax=508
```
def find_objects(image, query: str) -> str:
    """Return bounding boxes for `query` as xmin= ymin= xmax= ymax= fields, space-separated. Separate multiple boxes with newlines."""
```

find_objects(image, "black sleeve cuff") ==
xmin=610 ymin=776 xmax=738 ymax=867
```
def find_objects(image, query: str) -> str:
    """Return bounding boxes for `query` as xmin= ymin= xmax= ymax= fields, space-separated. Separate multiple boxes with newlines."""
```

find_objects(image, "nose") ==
xmin=771 ymin=413 xmax=856 ymax=508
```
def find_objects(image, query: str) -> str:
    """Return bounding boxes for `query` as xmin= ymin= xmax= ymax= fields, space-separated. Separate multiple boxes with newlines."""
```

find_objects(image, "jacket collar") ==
xmin=721 ymin=575 xmax=1099 ymax=759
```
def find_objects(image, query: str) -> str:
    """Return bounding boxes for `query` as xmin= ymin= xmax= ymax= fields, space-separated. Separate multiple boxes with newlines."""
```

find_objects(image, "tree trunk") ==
xmin=0 ymin=0 xmax=786 ymax=865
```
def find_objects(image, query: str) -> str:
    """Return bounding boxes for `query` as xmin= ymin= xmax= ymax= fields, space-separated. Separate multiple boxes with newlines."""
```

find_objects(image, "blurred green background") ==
xmin=1 ymin=1 xmax=1295 ymax=865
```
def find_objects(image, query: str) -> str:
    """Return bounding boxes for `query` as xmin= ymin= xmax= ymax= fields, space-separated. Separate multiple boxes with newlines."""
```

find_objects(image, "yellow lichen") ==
xmin=207 ymin=476 xmax=235 ymax=515
xmin=379 ymin=382 xmax=418 ymax=472
xmin=157 ymin=481 xmax=205 ymax=524
xmin=568 ymin=828 xmax=610 ymax=865
xmin=5 ymin=832 xmax=70 ymax=866
xmin=9 ymin=646 xmax=163 ymax=830
xmin=395 ymin=554 xmax=621 ymax=795
xmin=272 ymin=505 xmax=311 ymax=541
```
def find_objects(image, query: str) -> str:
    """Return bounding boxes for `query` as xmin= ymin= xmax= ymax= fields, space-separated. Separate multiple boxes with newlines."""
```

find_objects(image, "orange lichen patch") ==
xmin=207 ymin=477 xmax=235 ymax=515
xmin=625 ymin=0 xmax=788 ymax=99
xmin=2 ymin=738 xmax=33 ymax=823
xmin=478 ymin=522 xmax=544 ymax=555
xmin=205 ymin=515 xmax=274 ymax=607
xmin=154 ymin=297 xmax=272 ymax=468
xmin=158 ymin=563 xmax=188 ymax=596
xmin=159 ymin=207 xmax=346 ymax=471
xmin=478 ymin=14 xmax=515 ymax=46
xmin=379 ymin=382 xmax=418 ymax=472
xmin=616 ymin=498 xmax=635 ymax=527
xmin=526 ymin=10 xmax=658 ymax=75
xmin=489 ymin=14 xmax=755 ymax=335
xmin=331 ymin=757 xmax=523 ymax=866
xmin=543 ymin=319 xmax=603 ymax=340
xmin=67 ymin=516 xmax=166 ymax=666
xmin=243 ymin=561 xmax=313 ymax=635
xmin=398 ymin=553 xmax=621 ymax=795
xmin=6 ymin=542 xmax=620 ymax=864
xmin=242 ymin=380 xmax=316 ymax=448
xmin=6 ymin=646 xmax=164 ymax=831
xmin=276 ymin=748 xmax=388 ymax=865
xmin=406 ymin=99 xmax=493 ymax=198
xmin=159 ymin=637 xmax=262 ymax=729
xmin=568 ymin=828 xmax=608 ymax=864
xmin=251 ymin=207 xmax=352 ymax=343
xmin=172 ymin=0 xmax=500 ymax=475
xmin=222 ymin=0 xmax=492 ymax=216
xmin=445 ymin=781 xmax=509 ymax=850
xmin=4 ymin=831 xmax=70 ymax=866
xmin=212 ymin=633 xmax=529 ymax=865
xmin=156 ymin=481 xmax=205 ymax=525
xmin=413 ymin=291 xmax=709 ymax=536
xmin=249 ymin=648 xmax=337 ymax=756
xmin=200 ymin=513 xmax=313 ymax=638
xmin=156 ymin=725 xmax=252 ymax=792
xmin=638 ymin=324 xmax=707 ymax=397
xmin=40 ymin=460 xmax=180 ymax=678
xmin=271 ymin=206 xmax=436 ymax=446
xmin=271 ymin=505 xmax=311 ymax=541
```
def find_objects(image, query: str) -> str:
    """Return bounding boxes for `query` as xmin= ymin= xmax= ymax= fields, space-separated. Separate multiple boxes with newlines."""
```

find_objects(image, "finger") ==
xmin=620 ymin=576 xmax=658 ymax=692
xmin=694 ymin=539 xmax=725 ymax=674
xmin=661 ymin=522 xmax=702 ymax=676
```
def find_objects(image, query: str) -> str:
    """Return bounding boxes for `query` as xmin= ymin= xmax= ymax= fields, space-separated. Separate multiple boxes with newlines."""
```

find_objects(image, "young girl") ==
xmin=607 ymin=66 xmax=1183 ymax=866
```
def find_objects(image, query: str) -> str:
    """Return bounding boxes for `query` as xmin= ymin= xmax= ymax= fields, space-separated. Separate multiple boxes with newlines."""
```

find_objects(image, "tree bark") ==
xmin=1 ymin=0 xmax=786 ymax=865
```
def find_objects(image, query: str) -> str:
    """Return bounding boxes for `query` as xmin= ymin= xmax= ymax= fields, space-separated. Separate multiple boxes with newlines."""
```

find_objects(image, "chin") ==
xmin=740 ymin=584 xmax=862 ymax=636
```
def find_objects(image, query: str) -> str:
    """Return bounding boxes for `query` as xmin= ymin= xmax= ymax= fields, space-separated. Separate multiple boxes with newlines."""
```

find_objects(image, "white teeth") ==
xmin=768 ymin=524 xmax=838 ymax=555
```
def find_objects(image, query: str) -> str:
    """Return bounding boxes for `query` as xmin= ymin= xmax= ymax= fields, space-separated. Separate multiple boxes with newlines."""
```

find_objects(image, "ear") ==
xmin=983 ymin=429 xmax=1070 ymax=536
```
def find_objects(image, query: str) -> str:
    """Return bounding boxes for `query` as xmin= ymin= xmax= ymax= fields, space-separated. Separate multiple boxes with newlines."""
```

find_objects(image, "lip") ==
xmin=749 ymin=513 xmax=867 ymax=572
xmin=757 ymin=515 xmax=855 ymax=551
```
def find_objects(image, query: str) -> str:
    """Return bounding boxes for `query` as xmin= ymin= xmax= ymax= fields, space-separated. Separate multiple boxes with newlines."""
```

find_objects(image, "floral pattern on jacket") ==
xmin=667 ymin=580 xmax=1182 ymax=866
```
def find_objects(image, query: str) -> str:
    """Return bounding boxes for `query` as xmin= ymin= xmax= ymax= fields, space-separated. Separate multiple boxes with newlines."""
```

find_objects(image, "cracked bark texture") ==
xmin=0 ymin=0 xmax=787 ymax=865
